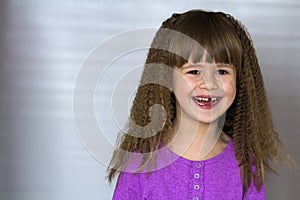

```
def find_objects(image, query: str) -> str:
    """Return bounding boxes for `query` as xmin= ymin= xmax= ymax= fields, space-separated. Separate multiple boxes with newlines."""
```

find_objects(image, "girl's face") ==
xmin=172 ymin=61 xmax=236 ymax=125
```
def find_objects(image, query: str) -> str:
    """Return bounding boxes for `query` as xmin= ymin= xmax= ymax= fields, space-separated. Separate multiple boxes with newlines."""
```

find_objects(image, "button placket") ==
xmin=191 ymin=162 xmax=202 ymax=200
xmin=198 ymin=162 xmax=204 ymax=198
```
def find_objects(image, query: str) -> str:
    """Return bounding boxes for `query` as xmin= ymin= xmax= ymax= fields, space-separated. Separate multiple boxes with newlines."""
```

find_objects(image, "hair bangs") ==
xmin=167 ymin=11 xmax=242 ymax=74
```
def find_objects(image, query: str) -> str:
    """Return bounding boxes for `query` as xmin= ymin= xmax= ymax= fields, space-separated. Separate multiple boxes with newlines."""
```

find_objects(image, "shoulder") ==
xmin=112 ymin=152 xmax=148 ymax=200
xmin=112 ymin=171 xmax=144 ymax=200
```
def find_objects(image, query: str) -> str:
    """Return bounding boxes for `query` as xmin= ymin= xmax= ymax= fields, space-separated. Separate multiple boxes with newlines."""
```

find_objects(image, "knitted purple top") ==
xmin=112 ymin=139 xmax=265 ymax=200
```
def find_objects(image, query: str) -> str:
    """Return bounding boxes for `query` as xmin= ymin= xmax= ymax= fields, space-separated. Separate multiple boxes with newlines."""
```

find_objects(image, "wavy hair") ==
xmin=107 ymin=10 xmax=288 ymax=195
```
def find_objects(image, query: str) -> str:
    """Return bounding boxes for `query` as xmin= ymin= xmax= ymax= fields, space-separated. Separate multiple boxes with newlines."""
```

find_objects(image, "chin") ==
xmin=195 ymin=113 xmax=225 ymax=125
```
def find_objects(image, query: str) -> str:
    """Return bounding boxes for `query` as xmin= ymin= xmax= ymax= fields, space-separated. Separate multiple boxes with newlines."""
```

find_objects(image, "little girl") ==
xmin=108 ymin=9 xmax=288 ymax=200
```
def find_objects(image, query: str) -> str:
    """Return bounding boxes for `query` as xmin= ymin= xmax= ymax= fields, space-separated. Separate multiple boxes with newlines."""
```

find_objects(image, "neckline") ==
xmin=165 ymin=138 xmax=233 ymax=165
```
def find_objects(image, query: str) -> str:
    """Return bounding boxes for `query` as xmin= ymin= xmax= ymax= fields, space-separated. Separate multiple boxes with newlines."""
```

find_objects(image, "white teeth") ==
xmin=194 ymin=97 xmax=208 ymax=101
xmin=193 ymin=97 xmax=220 ymax=104
xmin=194 ymin=97 xmax=218 ymax=102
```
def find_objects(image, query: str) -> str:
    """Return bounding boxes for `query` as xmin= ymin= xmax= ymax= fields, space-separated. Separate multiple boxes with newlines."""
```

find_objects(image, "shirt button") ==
xmin=194 ymin=185 xmax=200 ymax=190
xmin=195 ymin=163 xmax=201 ymax=168
xmin=194 ymin=173 xmax=200 ymax=179
xmin=193 ymin=197 xmax=199 ymax=200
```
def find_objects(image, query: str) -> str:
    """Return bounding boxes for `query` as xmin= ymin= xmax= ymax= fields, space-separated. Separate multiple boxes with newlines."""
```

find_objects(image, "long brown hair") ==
xmin=107 ymin=10 xmax=288 ymax=195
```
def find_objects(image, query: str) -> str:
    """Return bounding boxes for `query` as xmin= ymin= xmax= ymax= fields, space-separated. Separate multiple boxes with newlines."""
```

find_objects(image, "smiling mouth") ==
xmin=192 ymin=96 xmax=222 ymax=108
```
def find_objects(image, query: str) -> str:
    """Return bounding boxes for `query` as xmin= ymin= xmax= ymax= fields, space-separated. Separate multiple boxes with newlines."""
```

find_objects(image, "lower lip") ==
xmin=193 ymin=98 xmax=222 ymax=109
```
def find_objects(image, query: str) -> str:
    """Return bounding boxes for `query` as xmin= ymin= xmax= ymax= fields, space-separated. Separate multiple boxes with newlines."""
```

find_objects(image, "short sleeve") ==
xmin=112 ymin=172 xmax=142 ymax=200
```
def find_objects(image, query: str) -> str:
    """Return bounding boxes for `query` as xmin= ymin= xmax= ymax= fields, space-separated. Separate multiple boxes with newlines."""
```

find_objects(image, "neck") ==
xmin=168 ymin=117 xmax=228 ymax=161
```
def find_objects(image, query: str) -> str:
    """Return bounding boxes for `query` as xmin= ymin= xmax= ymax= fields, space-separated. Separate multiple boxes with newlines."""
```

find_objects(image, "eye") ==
xmin=187 ymin=70 xmax=201 ymax=75
xmin=216 ymin=69 xmax=229 ymax=75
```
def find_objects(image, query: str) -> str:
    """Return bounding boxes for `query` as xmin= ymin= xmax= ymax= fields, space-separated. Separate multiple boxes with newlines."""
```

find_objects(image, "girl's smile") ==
xmin=192 ymin=95 xmax=223 ymax=109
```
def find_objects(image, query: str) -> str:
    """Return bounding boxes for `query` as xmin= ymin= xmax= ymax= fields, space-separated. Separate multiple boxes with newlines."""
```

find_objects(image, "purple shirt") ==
xmin=112 ymin=139 xmax=265 ymax=200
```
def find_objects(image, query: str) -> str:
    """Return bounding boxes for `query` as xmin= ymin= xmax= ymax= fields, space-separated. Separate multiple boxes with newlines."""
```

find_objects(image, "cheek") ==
xmin=173 ymin=74 xmax=194 ymax=93
xmin=225 ymin=81 xmax=236 ymax=100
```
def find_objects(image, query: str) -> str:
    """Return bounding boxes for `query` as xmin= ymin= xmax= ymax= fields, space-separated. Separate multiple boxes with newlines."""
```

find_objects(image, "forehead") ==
xmin=166 ymin=20 xmax=242 ymax=70
xmin=183 ymin=48 xmax=235 ymax=67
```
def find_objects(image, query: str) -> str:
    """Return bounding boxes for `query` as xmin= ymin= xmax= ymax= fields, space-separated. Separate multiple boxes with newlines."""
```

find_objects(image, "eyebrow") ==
xmin=181 ymin=63 xmax=235 ymax=69
xmin=181 ymin=64 xmax=195 ymax=70
xmin=215 ymin=63 xmax=235 ymax=69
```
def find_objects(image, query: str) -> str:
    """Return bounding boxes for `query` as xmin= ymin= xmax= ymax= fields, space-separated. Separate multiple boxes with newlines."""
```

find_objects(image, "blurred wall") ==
xmin=0 ymin=0 xmax=299 ymax=199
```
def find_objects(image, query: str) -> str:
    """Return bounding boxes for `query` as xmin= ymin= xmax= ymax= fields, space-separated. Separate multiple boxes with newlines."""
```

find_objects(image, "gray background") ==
xmin=0 ymin=0 xmax=299 ymax=199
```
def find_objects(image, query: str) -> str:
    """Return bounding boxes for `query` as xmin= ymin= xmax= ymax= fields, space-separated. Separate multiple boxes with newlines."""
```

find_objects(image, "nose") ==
xmin=198 ymin=72 xmax=218 ymax=90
